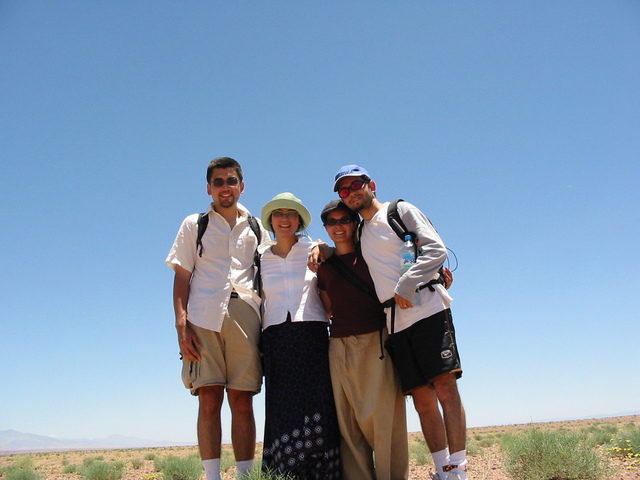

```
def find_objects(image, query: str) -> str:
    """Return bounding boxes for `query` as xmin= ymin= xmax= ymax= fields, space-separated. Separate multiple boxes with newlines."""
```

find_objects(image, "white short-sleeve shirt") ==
xmin=166 ymin=202 xmax=267 ymax=332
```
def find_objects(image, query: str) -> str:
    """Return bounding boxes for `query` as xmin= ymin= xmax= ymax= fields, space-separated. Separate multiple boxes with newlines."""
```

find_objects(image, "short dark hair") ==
xmin=320 ymin=200 xmax=360 ymax=225
xmin=207 ymin=157 xmax=244 ymax=183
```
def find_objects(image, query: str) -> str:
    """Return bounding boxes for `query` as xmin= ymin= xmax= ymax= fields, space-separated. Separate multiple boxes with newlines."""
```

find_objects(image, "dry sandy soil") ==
xmin=1 ymin=415 xmax=638 ymax=480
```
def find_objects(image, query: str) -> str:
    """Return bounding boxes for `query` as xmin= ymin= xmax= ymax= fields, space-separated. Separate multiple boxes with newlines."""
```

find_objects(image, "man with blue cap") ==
xmin=332 ymin=164 xmax=468 ymax=480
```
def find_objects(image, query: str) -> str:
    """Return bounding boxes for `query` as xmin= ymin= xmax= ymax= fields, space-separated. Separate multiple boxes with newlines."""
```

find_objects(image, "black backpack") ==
xmin=196 ymin=212 xmax=263 ymax=295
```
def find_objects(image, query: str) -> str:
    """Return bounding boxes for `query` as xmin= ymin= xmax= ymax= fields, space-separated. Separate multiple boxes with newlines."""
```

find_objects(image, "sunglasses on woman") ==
xmin=272 ymin=210 xmax=299 ymax=218
xmin=324 ymin=216 xmax=353 ymax=226
xmin=338 ymin=180 xmax=368 ymax=199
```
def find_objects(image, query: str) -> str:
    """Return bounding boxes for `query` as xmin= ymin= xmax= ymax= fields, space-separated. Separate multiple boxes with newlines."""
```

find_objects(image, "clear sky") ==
xmin=1 ymin=1 xmax=639 ymax=445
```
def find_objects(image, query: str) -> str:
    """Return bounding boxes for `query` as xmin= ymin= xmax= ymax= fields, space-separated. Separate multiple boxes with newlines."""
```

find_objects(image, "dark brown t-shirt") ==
xmin=317 ymin=250 xmax=386 ymax=338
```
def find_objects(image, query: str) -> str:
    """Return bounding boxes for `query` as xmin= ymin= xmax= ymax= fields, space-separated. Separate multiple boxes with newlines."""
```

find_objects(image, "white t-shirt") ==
xmin=360 ymin=201 xmax=452 ymax=333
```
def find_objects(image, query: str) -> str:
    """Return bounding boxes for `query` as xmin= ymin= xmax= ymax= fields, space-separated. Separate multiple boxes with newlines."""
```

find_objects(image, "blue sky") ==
xmin=1 ymin=1 xmax=638 ymax=444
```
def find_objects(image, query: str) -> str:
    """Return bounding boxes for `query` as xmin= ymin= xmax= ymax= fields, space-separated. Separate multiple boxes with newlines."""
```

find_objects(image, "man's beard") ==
xmin=216 ymin=196 xmax=236 ymax=208
xmin=349 ymin=194 xmax=370 ymax=212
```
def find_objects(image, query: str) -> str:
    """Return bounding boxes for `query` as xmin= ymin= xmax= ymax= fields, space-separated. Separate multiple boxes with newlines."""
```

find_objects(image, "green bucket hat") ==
xmin=260 ymin=192 xmax=312 ymax=232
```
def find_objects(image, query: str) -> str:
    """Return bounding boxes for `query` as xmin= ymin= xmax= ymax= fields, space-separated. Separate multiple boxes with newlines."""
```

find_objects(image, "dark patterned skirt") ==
xmin=261 ymin=320 xmax=341 ymax=479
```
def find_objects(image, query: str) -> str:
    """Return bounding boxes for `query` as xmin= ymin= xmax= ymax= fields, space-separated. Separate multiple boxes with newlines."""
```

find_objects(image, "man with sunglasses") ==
xmin=317 ymin=200 xmax=409 ymax=480
xmin=166 ymin=157 xmax=268 ymax=480
xmin=332 ymin=165 xmax=468 ymax=480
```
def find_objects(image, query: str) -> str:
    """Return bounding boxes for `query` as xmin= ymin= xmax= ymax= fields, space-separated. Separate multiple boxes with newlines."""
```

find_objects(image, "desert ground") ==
xmin=1 ymin=415 xmax=638 ymax=480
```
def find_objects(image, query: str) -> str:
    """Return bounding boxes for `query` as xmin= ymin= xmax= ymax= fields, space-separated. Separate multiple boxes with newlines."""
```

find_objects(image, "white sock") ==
xmin=202 ymin=458 xmax=222 ymax=480
xmin=431 ymin=447 xmax=450 ymax=475
xmin=449 ymin=449 xmax=468 ymax=478
xmin=236 ymin=459 xmax=254 ymax=478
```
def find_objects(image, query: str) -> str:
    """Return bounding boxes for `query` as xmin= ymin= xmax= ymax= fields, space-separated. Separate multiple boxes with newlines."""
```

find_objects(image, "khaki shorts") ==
xmin=182 ymin=297 xmax=262 ymax=395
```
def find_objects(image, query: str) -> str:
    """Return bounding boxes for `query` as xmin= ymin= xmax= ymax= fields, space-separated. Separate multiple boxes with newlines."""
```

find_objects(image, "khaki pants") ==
xmin=329 ymin=329 xmax=409 ymax=480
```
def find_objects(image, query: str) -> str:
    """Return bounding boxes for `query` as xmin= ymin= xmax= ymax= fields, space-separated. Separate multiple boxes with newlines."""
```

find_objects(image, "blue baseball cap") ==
xmin=333 ymin=164 xmax=371 ymax=192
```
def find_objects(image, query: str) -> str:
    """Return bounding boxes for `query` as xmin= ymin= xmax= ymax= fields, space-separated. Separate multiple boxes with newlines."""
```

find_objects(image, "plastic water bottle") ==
xmin=399 ymin=235 xmax=421 ymax=305
xmin=400 ymin=235 xmax=416 ymax=271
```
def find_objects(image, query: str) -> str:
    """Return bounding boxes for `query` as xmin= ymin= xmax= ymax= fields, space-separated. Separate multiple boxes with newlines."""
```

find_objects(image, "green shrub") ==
xmin=144 ymin=453 xmax=157 ymax=461
xmin=153 ymin=455 xmax=167 ymax=472
xmin=11 ymin=456 xmax=36 ymax=470
xmin=467 ymin=432 xmax=499 ymax=455
xmin=501 ymin=428 xmax=608 ymax=480
xmin=409 ymin=437 xmax=431 ymax=466
xmin=79 ymin=460 xmax=125 ymax=480
xmin=5 ymin=468 xmax=41 ymax=480
xmin=583 ymin=423 xmax=618 ymax=447
xmin=157 ymin=455 xmax=202 ymax=480
xmin=244 ymin=468 xmax=296 ymax=479
xmin=131 ymin=458 xmax=144 ymax=469
xmin=220 ymin=449 xmax=235 ymax=473
xmin=608 ymin=425 xmax=640 ymax=458
xmin=62 ymin=463 xmax=79 ymax=474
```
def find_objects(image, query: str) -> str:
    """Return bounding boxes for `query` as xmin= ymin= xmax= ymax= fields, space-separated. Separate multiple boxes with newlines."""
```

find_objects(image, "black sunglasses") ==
xmin=272 ymin=210 xmax=299 ymax=219
xmin=211 ymin=177 xmax=240 ymax=187
xmin=324 ymin=216 xmax=353 ymax=226
xmin=338 ymin=180 xmax=368 ymax=199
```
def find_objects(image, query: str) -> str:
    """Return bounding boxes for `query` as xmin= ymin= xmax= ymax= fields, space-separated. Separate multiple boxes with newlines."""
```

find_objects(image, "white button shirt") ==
xmin=259 ymin=238 xmax=329 ymax=330
xmin=166 ymin=202 xmax=267 ymax=332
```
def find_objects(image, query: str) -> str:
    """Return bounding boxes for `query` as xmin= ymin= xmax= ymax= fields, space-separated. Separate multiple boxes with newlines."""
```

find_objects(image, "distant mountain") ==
xmin=0 ymin=430 xmax=193 ymax=454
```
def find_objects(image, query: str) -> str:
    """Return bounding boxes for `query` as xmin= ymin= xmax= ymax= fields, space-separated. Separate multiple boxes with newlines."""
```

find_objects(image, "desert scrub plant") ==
xmin=131 ymin=458 xmax=145 ymax=469
xmin=607 ymin=425 xmax=640 ymax=458
xmin=62 ymin=463 xmax=79 ymax=474
xmin=4 ymin=467 xmax=41 ymax=480
xmin=467 ymin=432 xmax=500 ymax=455
xmin=408 ymin=437 xmax=431 ymax=466
xmin=10 ymin=456 xmax=36 ymax=470
xmin=220 ymin=448 xmax=236 ymax=473
xmin=583 ymin=423 xmax=618 ymax=447
xmin=501 ymin=428 xmax=609 ymax=480
xmin=144 ymin=452 xmax=157 ymax=461
xmin=79 ymin=460 xmax=125 ymax=480
xmin=155 ymin=454 xmax=202 ymax=480
xmin=1 ymin=456 xmax=40 ymax=480
xmin=82 ymin=456 xmax=104 ymax=467
xmin=244 ymin=468 xmax=296 ymax=479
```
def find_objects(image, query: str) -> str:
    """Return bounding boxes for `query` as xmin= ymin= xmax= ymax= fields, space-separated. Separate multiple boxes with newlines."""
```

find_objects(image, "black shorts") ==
xmin=387 ymin=308 xmax=462 ymax=394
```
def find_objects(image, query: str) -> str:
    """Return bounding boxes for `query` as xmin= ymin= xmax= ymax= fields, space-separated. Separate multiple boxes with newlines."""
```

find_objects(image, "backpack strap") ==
xmin=388 ymin=199 xmax=419 ymax=258
xmin=324 ymin=254 xmax=379 ymax=301
xmin=196 ymin=212 xmax=209 ymax=257
xmin=246 ymin=215 xmax=261 ymax=242
xmin=387 ymin=199 xmax=410 ymax=240
xmin=247 ymin=216 xmax=263 ymax=297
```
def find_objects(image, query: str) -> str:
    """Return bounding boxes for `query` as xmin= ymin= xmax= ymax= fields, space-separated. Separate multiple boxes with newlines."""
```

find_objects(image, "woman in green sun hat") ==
xmin=258 ymin=192 xmax=341 ymax=479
